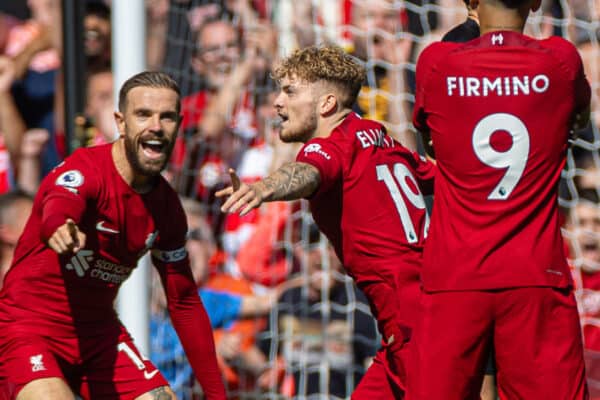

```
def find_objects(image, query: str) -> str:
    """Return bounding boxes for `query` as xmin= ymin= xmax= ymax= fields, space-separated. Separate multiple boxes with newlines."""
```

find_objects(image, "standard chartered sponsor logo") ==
xmin=65 ymin=250 xmax=132 ymax=283
xmin=66 ymin=250 xmax=94 ymax=277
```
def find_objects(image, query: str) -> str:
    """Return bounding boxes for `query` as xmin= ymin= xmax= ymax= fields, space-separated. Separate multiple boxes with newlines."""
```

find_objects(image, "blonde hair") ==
xmin=273 ymin=45 xmax=366 ymax=108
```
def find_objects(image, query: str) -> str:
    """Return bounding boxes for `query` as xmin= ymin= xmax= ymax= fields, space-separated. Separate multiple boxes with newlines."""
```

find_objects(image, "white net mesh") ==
xmin=150 ymin=1 xmax=600 ymax=398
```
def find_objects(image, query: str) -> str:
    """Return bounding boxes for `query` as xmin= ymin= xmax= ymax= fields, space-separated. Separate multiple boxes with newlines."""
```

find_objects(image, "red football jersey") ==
xmin=413 ymin=31 xmax=591 ymax=291
xmin=1 ymin=144 xmax=187 ymax=336
xmin=296 ymin=112 xmax=434 ymax=288
xmin=0 ymin=144 xmax=225 ymax=398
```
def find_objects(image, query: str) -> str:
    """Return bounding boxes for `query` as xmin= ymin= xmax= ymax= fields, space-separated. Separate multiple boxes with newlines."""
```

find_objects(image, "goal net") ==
xmin=152 ymin=0 xmax=600 ymax=398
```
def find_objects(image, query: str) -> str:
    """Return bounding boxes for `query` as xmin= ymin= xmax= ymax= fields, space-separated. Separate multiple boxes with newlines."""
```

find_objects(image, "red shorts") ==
xmin=353 ymin=342 xmax=407 ymax=399
xmin=0 ymin=327 xmax=168 ymax=400
xmin=408 ymin=287 xmax=587 ymax=400
xmin=353 ymin=273 xmax=421 ymax=398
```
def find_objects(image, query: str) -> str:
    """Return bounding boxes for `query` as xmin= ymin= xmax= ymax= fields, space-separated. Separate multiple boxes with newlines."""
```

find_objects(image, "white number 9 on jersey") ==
xmin=472 ymin=113 xmax=530 ymax=200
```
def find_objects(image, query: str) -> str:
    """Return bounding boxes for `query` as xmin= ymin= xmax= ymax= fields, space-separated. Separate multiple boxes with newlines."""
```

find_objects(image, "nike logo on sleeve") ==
xmin=144 ymin=369 xmax=159 ymax=380
xmin=96 ymin=221 xmax=119 ymax=234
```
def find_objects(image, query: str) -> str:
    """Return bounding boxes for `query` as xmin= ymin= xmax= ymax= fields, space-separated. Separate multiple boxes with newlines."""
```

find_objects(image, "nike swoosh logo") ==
xmin=144 ymin=369 xmax=159 ymax=380
xmin=96 ymin=221 xmax=119 ymax=234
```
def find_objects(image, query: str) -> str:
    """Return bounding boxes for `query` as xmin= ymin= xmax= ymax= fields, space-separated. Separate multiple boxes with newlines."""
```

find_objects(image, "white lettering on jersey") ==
xmin=446 ymin=75 xmax=549 ymax=97
xmin=30 ymin=354 xmax=46 ymax=372
xmin=65 ymin=250 xmax=132 ymax=284
xmin=56 ymin=170 xmax=84 ymax=188
xmin=355 ymin=129 xmax=394 ymax=149
xmin=152 ymin=247 xmax=187 ymax=263
xmin=303 ymin=143 xmax=331 ymax=160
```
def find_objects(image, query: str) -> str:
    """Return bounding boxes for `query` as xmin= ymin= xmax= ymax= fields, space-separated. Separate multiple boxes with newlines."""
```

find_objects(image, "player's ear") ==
xmin=114 ymin=111 xmax=126 ymax=137
xmin=319 ymin=93 xmax=338 ymax=116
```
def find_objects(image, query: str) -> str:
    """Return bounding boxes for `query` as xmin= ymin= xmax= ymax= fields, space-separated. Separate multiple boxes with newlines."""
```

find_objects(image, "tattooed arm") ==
xmin=217 ymin=162 xmax=320 ymax=216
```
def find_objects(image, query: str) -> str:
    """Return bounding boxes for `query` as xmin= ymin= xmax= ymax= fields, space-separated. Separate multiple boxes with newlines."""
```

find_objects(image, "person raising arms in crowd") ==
xmin=0 ymin=71 xmax=226 ymax=400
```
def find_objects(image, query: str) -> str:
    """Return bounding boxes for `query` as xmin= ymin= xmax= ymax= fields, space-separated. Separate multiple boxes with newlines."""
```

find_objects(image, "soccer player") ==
xmin=441 ymin=3 xmax=499 ymax=399
xmin=0 ymin=71 xmax=226 ymax=400
xmin=411 ymin=0 xmax=591 ymax=398
xmin=217 ymin=45 xmax=434 ymax=398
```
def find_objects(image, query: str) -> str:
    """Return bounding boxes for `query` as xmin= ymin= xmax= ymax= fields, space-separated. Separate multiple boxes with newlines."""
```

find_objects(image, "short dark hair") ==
xmin=118 ymin=71 xmax=181 ymax=112
xmin=86 ymin=0 xmax=110 ymax=20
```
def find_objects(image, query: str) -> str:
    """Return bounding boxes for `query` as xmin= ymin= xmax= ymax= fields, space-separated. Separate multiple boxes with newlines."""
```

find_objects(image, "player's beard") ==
xmin=279 ymin=106 xmax=318 ymax=144
xmin=123 ymin=132 xmax=173 ymax=177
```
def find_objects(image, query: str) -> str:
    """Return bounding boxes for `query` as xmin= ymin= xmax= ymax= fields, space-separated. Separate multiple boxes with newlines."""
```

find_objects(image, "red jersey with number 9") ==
xmin=296 ymin=112 xmax=435 ymax=288
xmin=413 ymin=31 xmax=591 ymax=291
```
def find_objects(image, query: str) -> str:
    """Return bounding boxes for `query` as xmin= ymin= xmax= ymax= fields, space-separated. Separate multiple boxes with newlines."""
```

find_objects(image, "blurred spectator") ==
xmin=172 ymin=15 xmax=275 ymax=199
xmin=574 ymin=151 xmax=600 ymax=194
xmin=84 ymin=0 xmax=112 ymax=72
xmin=0 ymin=56 xmax=27 ymax=193
xmin=5 ymin=0 xmax=62 ymax=176
xmin=80 ymin=67 xmax=115 ymax=147
xmin=565 ymin=189 xmax=600 ymax=398
xmin=0 ymin=12 xmax=21 ymax=55
xmin=150 ymin=197 xmax=287 ymax=399
xmin=0 ymin=190 xmax=33 ymax=288
xmin=146 ymin=0 xmax=169 ymax=70
xmin=260 ymin=225 xmax=379 ymax=398
xmin=349 ymin=0 xmax=416 ymax=149
xmin=442 ymin=0 xmax=480 ymax=42
xmin=576 ymin=27 xmax=599 ymax=144
xmin=0 ymin=54 xmax=49 ymax=195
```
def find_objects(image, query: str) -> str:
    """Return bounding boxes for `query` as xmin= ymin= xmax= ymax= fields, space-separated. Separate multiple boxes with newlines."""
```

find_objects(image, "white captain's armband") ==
xmin=151 ymin=247 xmax=187 ymax=263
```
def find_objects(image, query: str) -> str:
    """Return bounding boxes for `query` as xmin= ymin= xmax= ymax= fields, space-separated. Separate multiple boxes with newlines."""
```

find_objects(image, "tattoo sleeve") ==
xmin=148 ymin=387 xmax=174 ymax=399
xmin=262 ymin=162 xmax=321 ymax=201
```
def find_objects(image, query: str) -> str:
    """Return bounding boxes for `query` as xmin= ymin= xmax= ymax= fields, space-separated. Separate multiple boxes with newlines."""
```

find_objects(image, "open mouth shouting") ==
xmin=141 ymin=139 xmax=167 ymax=161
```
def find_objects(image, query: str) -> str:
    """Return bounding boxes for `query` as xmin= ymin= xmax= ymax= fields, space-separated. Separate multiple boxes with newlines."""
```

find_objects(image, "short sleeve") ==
xmin=296 ymin=138 xmax=345 ymax=195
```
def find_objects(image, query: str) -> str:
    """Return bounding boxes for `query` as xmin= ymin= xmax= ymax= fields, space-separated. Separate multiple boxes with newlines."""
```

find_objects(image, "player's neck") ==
xmin=315 ymin=109 xmax=352 ymax=139
xmin=478 ymin=4 xmax=527 ymax=35
xmin=111 ymin=141 xmax=155 ymax=194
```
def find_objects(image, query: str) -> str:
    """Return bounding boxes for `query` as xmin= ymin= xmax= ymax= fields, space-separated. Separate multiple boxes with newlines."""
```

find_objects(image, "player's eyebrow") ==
xmin=133 ymin=107 xmax=153 ymax=116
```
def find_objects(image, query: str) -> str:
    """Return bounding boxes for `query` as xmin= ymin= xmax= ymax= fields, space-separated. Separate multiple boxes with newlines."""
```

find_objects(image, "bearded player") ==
xmin=411 ymin=0 xmax=590 ymax=398
xmin=0 ymin=71 xmax=226 ymax=400
xmin=218 ymin=45 xmax=434 ymax=398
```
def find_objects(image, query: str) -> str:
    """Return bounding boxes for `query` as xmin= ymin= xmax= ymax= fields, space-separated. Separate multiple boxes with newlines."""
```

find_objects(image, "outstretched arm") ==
xmin=156 ymin=258 xmax=227 ymax=400
xmin=216 ymin=162 xmax=321 ymax=216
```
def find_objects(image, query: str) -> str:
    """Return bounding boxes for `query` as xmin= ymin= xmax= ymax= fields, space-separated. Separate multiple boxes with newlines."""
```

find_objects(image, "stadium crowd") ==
xmin=0 ymin=0 xmax=599 ymax=399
